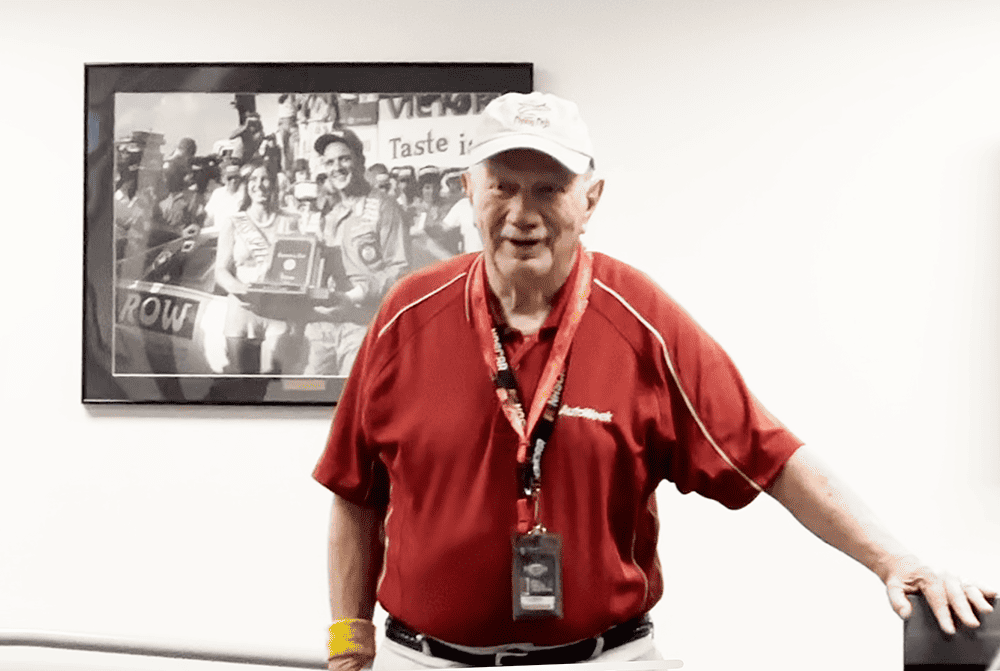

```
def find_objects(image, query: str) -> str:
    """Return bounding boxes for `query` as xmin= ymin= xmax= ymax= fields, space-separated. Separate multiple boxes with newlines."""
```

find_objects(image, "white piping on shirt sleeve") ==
xmin=593 ymin=278 xmax=763 ymax=493
xmin=376 ymin=272 xmax=468 ymax=340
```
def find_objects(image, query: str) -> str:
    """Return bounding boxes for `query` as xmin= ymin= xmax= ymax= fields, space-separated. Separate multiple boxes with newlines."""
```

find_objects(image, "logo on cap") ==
xmin=514 ymin=102 xmax=551 ymax=129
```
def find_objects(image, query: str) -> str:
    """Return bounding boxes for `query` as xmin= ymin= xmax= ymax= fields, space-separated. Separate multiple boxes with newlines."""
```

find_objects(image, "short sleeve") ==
xmin=649 ymin=296 xmax=803 ymax=508
xmin=312 ymin=322 xmax=389 ymax=509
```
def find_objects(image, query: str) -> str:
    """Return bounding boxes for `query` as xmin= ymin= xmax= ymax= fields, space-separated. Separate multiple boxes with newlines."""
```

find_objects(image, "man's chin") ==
xmin=494 ymin=254 xmax=552 ymax=281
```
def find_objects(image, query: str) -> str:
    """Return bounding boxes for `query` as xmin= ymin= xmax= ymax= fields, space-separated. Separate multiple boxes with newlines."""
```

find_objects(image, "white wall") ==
xmin=2 ymin=1 xmax=999 ymax=669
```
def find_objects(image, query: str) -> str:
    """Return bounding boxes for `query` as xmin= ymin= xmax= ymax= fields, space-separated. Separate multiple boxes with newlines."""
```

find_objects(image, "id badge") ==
xmin=512 ymin=532 xmax=563 ymax=620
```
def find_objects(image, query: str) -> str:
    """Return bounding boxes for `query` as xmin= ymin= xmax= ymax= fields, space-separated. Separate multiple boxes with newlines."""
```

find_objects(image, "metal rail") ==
xmin=0 ymin=629 xmax=326 ymax=669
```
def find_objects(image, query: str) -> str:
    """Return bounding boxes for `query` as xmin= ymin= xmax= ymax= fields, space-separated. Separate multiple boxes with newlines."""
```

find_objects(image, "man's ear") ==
xmin=584 ymin=178 xmax=605 ymax=217
xmin=460 ymin=170 xmax=473 ymax=200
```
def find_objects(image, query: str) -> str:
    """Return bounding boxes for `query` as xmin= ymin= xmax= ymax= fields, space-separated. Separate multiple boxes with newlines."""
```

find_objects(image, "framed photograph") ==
xmin=84 ymin=62 xmax=533 ymax=405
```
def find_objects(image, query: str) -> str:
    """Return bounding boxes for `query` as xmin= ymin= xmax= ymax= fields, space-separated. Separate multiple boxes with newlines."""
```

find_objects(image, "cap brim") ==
xmin=314 ymin=135 xmax=334 ymax=155
xmin=467 ymin=134 xmax=592 ymax=174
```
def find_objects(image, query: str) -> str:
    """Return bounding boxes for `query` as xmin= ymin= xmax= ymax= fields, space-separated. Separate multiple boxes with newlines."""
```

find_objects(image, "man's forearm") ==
xmin=766 ymin=445 xmax=995 ymax=633
xmin=766 ymin=446 xmax=911 ymax=582
xmin=328 ymin=493 xmax=384 ymax=620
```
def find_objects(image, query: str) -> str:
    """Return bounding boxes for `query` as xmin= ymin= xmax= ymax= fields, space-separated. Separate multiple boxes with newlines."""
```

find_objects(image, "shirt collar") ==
xmin=471 ymin=248 xmax=583 ymax=341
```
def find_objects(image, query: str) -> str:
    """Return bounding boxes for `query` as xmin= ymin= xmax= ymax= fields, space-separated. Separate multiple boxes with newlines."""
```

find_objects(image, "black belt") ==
xmin=385 ymin=614 xmax=653 ymax=666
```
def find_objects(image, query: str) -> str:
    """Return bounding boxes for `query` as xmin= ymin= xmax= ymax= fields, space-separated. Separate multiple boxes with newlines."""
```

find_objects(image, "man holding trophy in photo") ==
xmin=303 ymin=129 xmax=410 ymax=376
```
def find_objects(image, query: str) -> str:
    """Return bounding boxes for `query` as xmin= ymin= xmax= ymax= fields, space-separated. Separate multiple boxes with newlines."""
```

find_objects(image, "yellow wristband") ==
xmin=328 ymin=618 xmax=376 ymax=660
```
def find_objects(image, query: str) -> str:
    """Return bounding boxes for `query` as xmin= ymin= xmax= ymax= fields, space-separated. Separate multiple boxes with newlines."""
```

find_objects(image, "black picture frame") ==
xmin=83 ymin=62 xmax=533 ymax=405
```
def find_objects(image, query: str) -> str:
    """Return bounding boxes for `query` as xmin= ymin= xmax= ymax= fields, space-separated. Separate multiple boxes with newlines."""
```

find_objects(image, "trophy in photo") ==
xmin=246 ymin=234 xmax=323 ymax=296
xmin=243 ymin=234 xmax=341 ymax=321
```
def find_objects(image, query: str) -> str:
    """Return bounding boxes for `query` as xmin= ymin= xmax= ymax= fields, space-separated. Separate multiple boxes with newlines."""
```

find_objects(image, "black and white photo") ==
xmin=83 ymin=63 xmax=533 ymax=404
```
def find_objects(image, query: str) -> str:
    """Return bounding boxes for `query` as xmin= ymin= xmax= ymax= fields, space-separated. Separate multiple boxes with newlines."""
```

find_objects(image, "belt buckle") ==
xmin=495 ymin=649 xmax=530 ymax=665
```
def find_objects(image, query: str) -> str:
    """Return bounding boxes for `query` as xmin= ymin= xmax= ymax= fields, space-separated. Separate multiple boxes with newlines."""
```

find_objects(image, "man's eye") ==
xmin=537 ymin=184 xmax=563 ymax=197
xmin=493 ymin=183 xmax=516 ymax=195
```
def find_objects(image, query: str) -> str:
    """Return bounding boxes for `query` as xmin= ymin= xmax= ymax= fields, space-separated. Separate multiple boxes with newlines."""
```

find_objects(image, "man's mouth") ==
xmin=503 ymin=238 xmax=547 ymax=257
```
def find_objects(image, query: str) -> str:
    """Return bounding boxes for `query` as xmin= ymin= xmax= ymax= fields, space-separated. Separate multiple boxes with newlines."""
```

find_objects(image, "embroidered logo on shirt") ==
xmin=359 ymin=242 xmax=379 ymax=264
xmin=558 ymin=406 xmax=613 ymax=423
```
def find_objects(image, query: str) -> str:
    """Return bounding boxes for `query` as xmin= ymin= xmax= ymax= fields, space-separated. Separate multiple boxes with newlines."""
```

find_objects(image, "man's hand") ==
xmin=327 ymin=652 xmax=373 ymax=671
xmin=313 ymin=291 xmax=354 ymax=320
xmin=883 ymin=554 xmax=996 ymax=634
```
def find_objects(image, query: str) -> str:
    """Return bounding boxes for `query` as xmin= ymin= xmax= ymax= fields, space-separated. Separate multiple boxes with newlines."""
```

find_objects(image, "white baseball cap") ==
xmin=467 ymin=92 xmax=595 ymax=174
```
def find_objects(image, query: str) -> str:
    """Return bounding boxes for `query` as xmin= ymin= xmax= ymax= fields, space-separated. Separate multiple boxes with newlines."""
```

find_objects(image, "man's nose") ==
xmin=506 ymin=192 xmax=543 ymax=228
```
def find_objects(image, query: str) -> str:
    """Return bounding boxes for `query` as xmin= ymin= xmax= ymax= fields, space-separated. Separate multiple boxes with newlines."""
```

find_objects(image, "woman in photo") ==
xmin=214 ymin=159 xmax=303 ymax=374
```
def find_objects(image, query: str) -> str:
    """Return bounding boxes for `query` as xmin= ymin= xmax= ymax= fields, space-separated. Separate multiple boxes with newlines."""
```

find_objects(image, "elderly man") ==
xmin=303 ymin=130 xmax=409 ymax=376
xmin=313 ymin=92 xmax=995 ymax=670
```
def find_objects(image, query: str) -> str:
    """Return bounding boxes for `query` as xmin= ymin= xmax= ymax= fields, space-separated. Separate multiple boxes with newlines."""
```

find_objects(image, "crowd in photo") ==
xmin=112 ymin=93 xmax=481 ymax=377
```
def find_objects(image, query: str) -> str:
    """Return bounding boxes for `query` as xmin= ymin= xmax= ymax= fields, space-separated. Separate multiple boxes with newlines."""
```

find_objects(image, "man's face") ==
xmin=397 ymin=173 xmax=414 ymax=196
xmin=373 ymin=173 xmax=392 ymax=193
xmin=463 ymin=149 xmax=603 ymax=288
xmin=443 ymin=177 xmax=461 ymax=200
xmin=421 ymin=182 xmax=436 ymax=203
xmin=320 ymin=142 xmax=360 ymax=193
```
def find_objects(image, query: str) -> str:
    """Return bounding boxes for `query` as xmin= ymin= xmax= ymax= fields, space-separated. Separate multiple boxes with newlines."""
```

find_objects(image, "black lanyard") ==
xmin=490 ymin=327 xmax=567 ymax=498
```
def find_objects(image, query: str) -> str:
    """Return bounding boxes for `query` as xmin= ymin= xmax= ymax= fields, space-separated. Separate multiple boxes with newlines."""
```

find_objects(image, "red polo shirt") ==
xmin=313 ymin=249 xmax=802 ymax=647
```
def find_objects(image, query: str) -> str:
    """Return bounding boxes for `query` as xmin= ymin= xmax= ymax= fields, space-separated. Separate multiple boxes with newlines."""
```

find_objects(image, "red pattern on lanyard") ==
xmin=469 ymin=249 xmax=593 ymax=532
